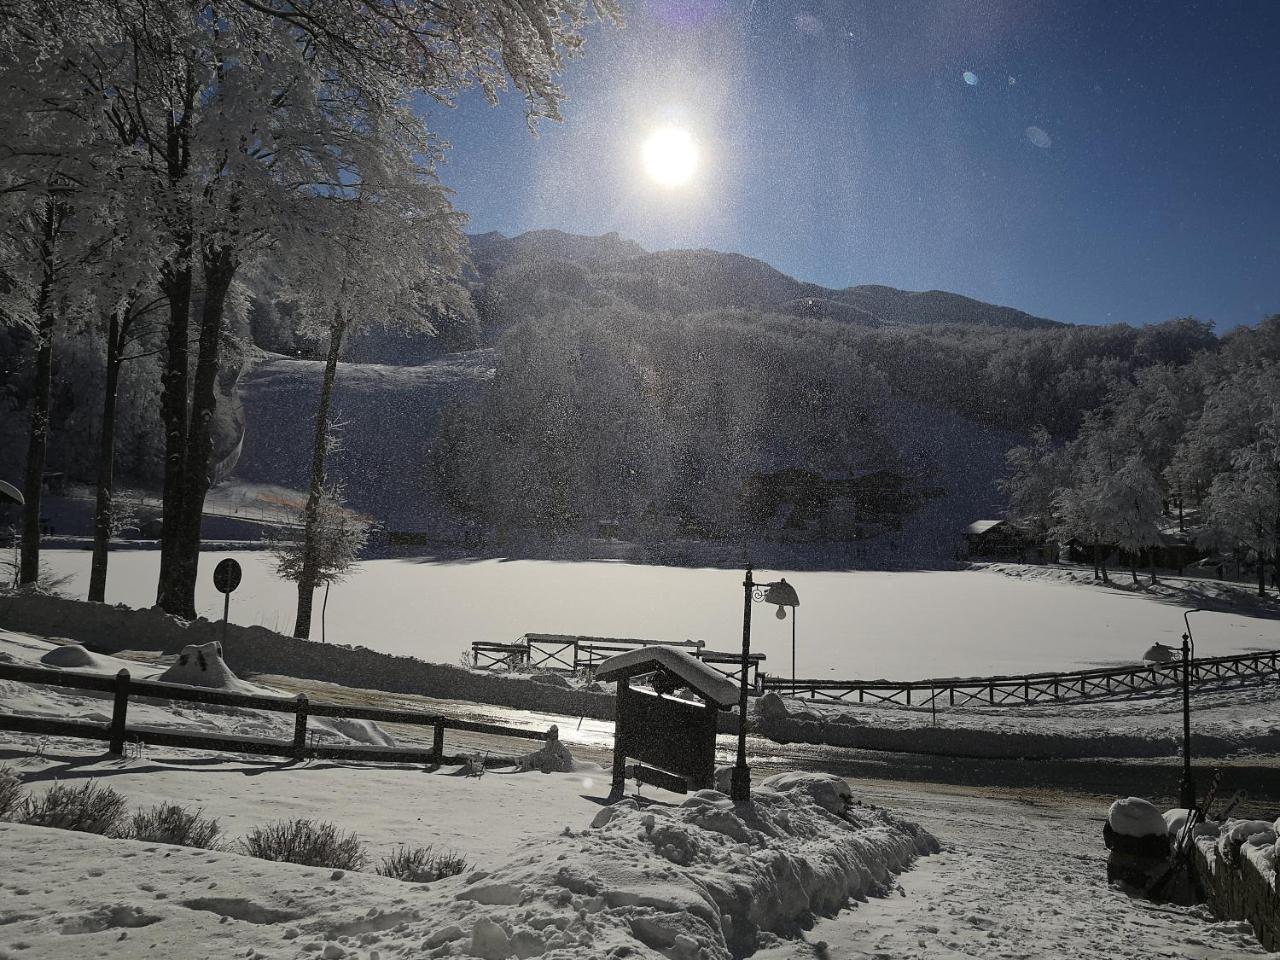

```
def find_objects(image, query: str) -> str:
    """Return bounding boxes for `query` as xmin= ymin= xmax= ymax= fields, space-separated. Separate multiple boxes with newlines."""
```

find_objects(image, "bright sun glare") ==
xmin=642 ymin=126 xmax=699 ymax=187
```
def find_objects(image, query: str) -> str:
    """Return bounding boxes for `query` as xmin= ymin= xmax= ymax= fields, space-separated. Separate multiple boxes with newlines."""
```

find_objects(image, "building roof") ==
xmin=0 ymin=480 xmax=23 ymax=506
xmin=595 ymin=646 xmax=739 ymax=708
xmin=967 ymin=519 xmax=1007 ymax=535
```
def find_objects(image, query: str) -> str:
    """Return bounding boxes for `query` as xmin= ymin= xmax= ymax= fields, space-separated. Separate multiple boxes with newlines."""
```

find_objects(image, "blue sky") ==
xmin=426 ymin=0 xmax=1280 ymax=329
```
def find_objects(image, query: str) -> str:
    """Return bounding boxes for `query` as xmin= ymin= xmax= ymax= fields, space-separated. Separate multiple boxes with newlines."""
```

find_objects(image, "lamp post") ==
xmin=1177 ymin=608 xmax=1203 ymax=809
xmin=1143 ymin=608 xmax=1203 ymax=810
xmin=730 ymin=565 xmax=800 ymax=803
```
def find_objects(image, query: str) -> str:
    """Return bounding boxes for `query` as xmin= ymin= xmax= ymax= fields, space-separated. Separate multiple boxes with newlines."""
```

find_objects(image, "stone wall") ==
xmin=1194 ymin=838 xmax=1280 ymax=951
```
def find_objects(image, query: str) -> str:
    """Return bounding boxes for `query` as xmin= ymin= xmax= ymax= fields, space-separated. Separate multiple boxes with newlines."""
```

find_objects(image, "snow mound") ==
xmin=38 ymin=642 xmax=142 ymax=675
xmin=1163 ymin=807 xmax=1191 ymax=837
xmin=315 ymin=716 xmax=395 ymax=747
xmin=1218 ymin=819 xmax=1274 ymax=857
xmin=157 ymin=642 xmax=262 ymax=695
xmin=517 ymin=725 xmax=577 ymax=773
xmin=1107 ymin=797 xmax=1167 ymax=839
xmin=758 ymin=771 xmax=853 ymax=816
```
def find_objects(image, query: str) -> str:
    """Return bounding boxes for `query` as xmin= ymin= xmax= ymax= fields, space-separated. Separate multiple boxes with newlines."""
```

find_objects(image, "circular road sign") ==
xmin=213 ymin=558 xmax=242 ymax=595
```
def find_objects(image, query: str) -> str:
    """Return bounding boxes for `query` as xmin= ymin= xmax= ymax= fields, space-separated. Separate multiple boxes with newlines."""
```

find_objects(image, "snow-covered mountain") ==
xmin=470 ymin=229 xmax=1058 ymax=331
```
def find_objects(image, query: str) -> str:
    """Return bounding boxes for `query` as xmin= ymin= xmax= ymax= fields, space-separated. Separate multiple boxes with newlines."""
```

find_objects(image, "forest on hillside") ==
xmin=427 ymin=253 xmax=1232 ymax=542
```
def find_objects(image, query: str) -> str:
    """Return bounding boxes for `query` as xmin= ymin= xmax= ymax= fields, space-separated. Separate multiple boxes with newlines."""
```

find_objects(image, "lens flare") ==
xmin=1025 ymin=125 xmax=1052 ymax=149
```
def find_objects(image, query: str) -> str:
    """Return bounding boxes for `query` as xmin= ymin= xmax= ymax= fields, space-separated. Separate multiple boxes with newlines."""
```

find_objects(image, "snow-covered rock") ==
xmin=1107 ymin=797 xmax=1167 ymax=839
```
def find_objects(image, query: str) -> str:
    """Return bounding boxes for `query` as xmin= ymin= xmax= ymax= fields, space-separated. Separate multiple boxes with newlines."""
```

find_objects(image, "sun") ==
xmin=641 ymin=126 xmax=699 ymax=187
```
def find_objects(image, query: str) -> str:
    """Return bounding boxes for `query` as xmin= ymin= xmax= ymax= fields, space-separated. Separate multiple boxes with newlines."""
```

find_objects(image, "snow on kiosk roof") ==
xmin=596 ymin=645 xmax=739 ymax=709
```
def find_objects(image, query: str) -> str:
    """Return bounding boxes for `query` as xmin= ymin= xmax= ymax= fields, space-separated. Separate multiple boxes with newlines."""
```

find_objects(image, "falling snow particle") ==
xmin=963 ymin=71 xmax=979 ymax=86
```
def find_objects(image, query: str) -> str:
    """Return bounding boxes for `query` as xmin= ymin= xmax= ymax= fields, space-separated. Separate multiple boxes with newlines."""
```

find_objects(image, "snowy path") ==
xmin=757 ymin=783 xmax=1267 ymax=960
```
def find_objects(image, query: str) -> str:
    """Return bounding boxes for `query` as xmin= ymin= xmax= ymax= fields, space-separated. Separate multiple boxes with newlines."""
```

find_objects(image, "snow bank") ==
xmin=0 ymin=774 xmax=936 ymax=960
xmin=423 ymin=784 xmax=938 ymax=959
xmin=0 ymin=592 xmax=618 ymax=721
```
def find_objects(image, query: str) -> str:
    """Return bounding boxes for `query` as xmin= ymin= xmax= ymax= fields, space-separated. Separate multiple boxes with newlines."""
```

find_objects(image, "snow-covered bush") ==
xmin=0 ymin=765 xmax=24 ymax=819
xmin=130 ymin=803 xmax=222 ymax=849
xmin=240 ymin=818 xmax=368 ymax=870
xmin=20 ymin=781 xmax=127 ymax=836
xmin=377 ymin=845 xmax=468 ymax=883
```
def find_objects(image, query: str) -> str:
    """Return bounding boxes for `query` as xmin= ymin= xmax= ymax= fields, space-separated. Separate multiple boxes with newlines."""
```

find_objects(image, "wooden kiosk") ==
xmin=596 ymin=646 xmax=739 ymax=799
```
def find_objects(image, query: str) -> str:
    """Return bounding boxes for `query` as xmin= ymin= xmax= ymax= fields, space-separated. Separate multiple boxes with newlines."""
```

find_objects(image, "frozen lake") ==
xmin=36 ymin=549 xmax=1280 ymax=682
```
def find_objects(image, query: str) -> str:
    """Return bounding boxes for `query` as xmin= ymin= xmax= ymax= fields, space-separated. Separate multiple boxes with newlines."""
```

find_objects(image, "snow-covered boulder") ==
xmin=40 ymin=643 xmax=104 ymax=669
xmin=759 ymin=771 xmax=853 ymax=817
xmin=1108 ymin=797 xmax=1167 ymax=839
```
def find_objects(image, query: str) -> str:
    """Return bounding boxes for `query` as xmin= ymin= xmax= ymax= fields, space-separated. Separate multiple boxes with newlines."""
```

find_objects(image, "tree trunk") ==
xmin=88 ymin=310 xmax=124 ymax=602
xmin=1258 ymin=556 xmax=1267 ymax=598
xmin=1131 ymin=553 xmax=1139 ymax=585
xmin=1098 ymin=545 xmax=1109 ymax=582
xmin=169 ymin=252 xmax=237 ymax=619
xmin=18 ymin=270 xmax=57 ymax=586
xmin=156 ymin=251 xmax=192 ymax=612
xmin=293 ymin=315 xmax=347 ymax=640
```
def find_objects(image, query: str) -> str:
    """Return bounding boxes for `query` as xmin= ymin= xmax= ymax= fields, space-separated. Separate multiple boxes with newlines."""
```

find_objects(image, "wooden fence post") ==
xmin=292 ymin=695 xmax=308 ymax=759
xmin=432 ymin=723 xmax=445 ymax=764
xmin=109 ymin=669 xmax=130 ymax=755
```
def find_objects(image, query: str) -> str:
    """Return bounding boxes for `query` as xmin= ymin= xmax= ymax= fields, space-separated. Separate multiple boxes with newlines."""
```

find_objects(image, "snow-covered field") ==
xmin=35 ymin=550 xmax=1280 ymax=682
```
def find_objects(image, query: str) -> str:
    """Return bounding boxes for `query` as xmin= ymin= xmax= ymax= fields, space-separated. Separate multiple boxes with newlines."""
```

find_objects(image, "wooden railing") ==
xmin=761 ymin=648 xmax=1280 ymax=707
xmin=0 ymin=661 xmax=549 ymax=764
xmin=472 ymin=633 xmax=766 ymax=688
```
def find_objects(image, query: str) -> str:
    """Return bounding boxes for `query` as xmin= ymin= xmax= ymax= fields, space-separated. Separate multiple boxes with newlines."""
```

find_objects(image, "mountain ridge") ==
xmin=468 ymin=228 xmax=1060 ymax=330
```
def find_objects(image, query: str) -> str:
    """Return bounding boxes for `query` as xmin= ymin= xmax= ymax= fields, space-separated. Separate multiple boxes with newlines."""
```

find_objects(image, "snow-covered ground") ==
xmin=755 ymin=783 xmax=1270 ymax=960
xmin=34 ymin=551 xmax=1280 ymax=682
xmin=0 ymin=726 xmax=933 ymax=959
xmin=0 ymin=727 xmax=1266 ymax=960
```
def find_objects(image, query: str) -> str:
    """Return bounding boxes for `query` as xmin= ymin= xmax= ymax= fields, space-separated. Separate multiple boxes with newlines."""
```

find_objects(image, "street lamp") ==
xmin=730 ymin=564 xmax=800 ymax=803
xmin=1144 ymin=607 xmax=1203 ymax=809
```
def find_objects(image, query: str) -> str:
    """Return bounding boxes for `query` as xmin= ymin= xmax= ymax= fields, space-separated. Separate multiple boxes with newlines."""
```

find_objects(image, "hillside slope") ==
xmin=233 ymin=350 xmax=496 ymax=533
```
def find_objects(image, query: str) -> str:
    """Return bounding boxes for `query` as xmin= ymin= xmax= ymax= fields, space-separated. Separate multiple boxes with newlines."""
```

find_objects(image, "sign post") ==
xmin=212 ymin=558 xmax=242 ymax=647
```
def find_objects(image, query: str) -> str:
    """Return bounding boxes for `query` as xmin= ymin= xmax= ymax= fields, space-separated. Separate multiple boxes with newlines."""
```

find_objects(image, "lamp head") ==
xmin=763 ymin=578 xmax=799 ymax=609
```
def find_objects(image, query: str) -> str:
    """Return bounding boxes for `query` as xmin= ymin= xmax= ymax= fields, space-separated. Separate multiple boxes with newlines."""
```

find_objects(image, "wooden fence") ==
xmin=0 ymin=661 xmax=548 ymax=764
xmin=472 ymin=633 xmax=766 ymax=688
xmin=762 ymin=648 xmax=1280 ymax=707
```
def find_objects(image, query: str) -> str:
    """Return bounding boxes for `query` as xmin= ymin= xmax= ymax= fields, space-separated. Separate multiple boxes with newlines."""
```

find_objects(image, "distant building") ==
xmin=965 ymin=519 xmax=1029 ymax=560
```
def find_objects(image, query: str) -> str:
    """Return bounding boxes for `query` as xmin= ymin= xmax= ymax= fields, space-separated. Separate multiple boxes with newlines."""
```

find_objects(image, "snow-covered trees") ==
xmin=1003 ymin=324 xmax=1280 ymax=589
xmin=1 ymin=0 xmax=617 ymax=611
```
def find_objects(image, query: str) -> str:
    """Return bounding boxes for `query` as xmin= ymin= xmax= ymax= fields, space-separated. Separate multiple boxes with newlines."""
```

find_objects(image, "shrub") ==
xmin=130 ymin=803 xmax=222 ymax=849
xmin=240 ymin=818 xmax=368 ymax=870
xmin=20 ymin=781 xmax=127 ymax=835
xmin=376 ymin=845 xmax=468 ymax=883
xmin=0 ymin=766 xmax=24 ymax=819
